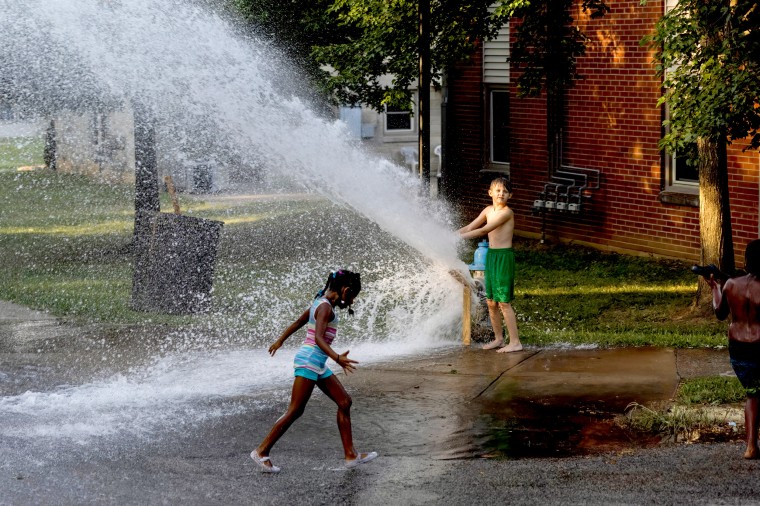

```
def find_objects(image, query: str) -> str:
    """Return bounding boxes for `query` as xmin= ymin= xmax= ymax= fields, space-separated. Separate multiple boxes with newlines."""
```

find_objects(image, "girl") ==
xmin=251 ymin=270 xmax=378 ymax=473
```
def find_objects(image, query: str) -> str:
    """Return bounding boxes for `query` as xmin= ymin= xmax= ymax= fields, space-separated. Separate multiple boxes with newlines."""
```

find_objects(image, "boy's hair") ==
xmin=316 ymin=270 xmax=362 ymax=314
xmin=746 ymin=240 xmax=760 ymax=276
xmin=490 ymin=177 xmax=512 ymax=193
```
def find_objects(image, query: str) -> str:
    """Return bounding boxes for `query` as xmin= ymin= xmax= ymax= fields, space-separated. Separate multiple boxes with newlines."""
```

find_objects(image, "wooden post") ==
xmin=462 ymin=284 xmax=471 ymax=345
xmin=164 ymin=175 xmax=181 ymax=215
xmin=449 ymin=269 xmax=474 ymax=346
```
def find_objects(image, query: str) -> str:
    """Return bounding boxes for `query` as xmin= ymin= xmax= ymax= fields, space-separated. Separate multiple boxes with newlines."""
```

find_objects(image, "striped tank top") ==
xmin=304 ymin=297 xmax=338 ymax=346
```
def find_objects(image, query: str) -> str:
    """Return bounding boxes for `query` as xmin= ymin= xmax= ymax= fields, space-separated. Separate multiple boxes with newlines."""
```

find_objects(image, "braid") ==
xmin=315 ymin=270 xmax=361 ymax=314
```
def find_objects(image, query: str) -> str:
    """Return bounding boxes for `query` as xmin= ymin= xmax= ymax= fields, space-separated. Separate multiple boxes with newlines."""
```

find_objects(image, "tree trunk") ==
xmin=418 ymin=0 xmax=431 ymax=192
xmin=694 ymin=135 xmax=735 ymax=309
xmin=133 ymin=103 xmax=159 ymax=236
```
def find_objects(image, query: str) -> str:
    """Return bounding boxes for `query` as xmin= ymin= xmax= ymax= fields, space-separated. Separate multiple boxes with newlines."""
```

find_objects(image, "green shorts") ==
xmin=485 ymin=247 xmax=515 ymax=303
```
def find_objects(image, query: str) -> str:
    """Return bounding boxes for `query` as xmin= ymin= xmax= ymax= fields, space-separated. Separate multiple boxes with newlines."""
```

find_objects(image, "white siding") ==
xmin=483 ymin=23 xmax=510 ymax=84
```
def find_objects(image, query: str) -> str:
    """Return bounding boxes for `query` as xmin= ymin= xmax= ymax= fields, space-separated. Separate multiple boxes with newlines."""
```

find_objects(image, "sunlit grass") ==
xmin=0 ymin=220 xmax=133 ymax=235
xmin=520 ymin=283 xmax=694 ymax=297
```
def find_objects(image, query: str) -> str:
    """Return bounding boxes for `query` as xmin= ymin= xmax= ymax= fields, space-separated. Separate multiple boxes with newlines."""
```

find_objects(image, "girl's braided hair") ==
xmin=315 ymin=270 xmax=362 ymax=315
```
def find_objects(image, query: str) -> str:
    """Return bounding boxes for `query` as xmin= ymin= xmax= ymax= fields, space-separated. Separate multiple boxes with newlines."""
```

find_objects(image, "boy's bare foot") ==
xmin=496 ymin=342 xmax=523 ymax=353
xmin=482 ymin=339 xmax=504 ymax=350
xmin=743 ymin=446 xmax=760 ymax=459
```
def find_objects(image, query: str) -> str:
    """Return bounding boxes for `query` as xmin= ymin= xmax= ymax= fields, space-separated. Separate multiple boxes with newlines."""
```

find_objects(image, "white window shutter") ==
xmin=483 ymin=23 xmax=510 ymax=84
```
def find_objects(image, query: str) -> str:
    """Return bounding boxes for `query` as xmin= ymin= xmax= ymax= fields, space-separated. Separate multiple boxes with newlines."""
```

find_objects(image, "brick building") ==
xmin=444 ymin=0 xmax=760 ymax=264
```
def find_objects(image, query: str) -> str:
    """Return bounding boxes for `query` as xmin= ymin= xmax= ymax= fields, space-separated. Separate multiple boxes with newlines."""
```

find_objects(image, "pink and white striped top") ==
xmin=304 ymin=297 xmax=338 ymax=346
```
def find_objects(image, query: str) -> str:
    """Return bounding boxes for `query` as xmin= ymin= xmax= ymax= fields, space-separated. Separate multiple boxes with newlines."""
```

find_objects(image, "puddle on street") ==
xmin=471 ymin=401 xmax=661 ymax=459
xmin=430 ymin=397 xmax=665 ymax=460
xmin=421 ymin=348 xmax=693 ymax=460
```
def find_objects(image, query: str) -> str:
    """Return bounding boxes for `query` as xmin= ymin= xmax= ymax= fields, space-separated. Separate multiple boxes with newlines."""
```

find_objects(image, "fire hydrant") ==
xmin=461 ymin=241 xmax=488 ymax=345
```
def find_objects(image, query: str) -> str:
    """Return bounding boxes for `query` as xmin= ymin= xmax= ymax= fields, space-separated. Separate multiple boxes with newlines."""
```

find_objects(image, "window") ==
xmin=663 ymin=105 xmax=698 ymax=194
xmin=487 ymin=89 xmax=510 ymax=170
xmin=384 ymin=96 xmax=415 ymax=133
xmin=483 ymin=11 xmax=509 ymax=172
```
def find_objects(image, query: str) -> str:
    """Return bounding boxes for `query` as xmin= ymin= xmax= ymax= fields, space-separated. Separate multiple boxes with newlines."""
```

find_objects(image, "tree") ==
xmin=230 ymin=0 xmax=608 ymax=185
xmin=646 ymin=0 xmax=760 ymax=307
xmin=229 ymin=0 xmax=354 ymax=101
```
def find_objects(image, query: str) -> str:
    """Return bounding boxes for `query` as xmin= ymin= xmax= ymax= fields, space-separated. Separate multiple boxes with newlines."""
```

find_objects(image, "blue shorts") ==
xmin=729 ymin=340 xmax=760 ymax=397
xmin=294 ymin=367 xmax=334 ymax=381
xmin=293 ymin=345 xmax=334 ymax=382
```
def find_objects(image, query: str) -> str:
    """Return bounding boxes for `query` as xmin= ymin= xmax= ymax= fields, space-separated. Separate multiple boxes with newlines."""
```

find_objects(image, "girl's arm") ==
xmin=268 ymin=308 xmax=310 ymax=356
xmin=313 ymin=304 xmax=358 ymax=374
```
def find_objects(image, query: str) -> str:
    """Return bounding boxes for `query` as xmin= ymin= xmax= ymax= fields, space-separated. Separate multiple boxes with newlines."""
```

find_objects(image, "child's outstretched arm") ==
xmin=268 ymin=308 xmax=310 ymax=356
xmin=459 ymin=207 xmax=513 ymax=240
xmin=313 ymin=304 xmax=358 ymax=374
xmin=457 ymin=208 xmax=487 ymax=236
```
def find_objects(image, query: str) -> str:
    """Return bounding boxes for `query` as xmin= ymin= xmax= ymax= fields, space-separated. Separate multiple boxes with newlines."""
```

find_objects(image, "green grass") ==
xmin=0 ymin=138 xmax=728 ymax=346
xmin=505 ymin=242 xmax=726 ymax=348
xmin=617 ymin=376 xmax=746 ymax=440
xmin=0 ymin=137 xmax=44 ymax=171
xmin=677 ymin=376 xmax=746 ymax=405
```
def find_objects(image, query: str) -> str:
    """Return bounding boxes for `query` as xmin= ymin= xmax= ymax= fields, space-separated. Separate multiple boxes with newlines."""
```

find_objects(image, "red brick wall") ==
xmin=448 ymin=0 xmax=760 ymax=265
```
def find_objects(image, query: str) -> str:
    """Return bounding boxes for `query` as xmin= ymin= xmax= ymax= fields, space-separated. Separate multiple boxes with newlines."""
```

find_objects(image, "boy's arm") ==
xmin=459 ymin=208 xmax=513 ymax=240
xmin=268 ymin=308 xmax=310 ymax=356
xmin=457 ymin=208 xmax=488 ymax=236
xmin=709 ymin=277 xmax=730 ymax=321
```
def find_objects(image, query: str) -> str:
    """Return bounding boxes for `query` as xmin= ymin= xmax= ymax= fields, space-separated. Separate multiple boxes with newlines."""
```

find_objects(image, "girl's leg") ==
xmin=317 ymin=375 xmax=362 ymax=460
xmin=256 ymin=376 xmax=316 ymax=461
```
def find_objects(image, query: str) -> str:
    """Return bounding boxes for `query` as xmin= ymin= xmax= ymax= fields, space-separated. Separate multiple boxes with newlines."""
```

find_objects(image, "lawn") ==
xmin=0 ymin=136 xmax=45 ymax=172
xmin=0 ymin=132 xmax=727 ymax=347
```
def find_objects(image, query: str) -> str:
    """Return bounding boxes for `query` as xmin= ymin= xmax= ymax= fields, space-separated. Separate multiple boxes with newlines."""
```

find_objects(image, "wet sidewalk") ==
xmin=342 ymin=345 xmax=734 ymax=459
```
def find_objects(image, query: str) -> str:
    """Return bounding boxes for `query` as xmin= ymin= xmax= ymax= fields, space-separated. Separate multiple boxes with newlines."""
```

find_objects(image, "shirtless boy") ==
xmin=458 ymin=177 xmax=523 ymax=353
xmin=709 ymin=239 xmax=760 ymax=459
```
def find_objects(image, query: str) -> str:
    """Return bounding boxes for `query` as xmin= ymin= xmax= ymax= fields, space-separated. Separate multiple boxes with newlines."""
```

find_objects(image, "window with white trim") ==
xmin=384 ymin=95 xmax=415 ymax=133
xmin=489 ymin=89 xmax=510 ymax=168
xmin=483 ymin=12 xmax=510 ymax=172
xmin=661 ymin=0 xmax=697 ymax=194
xmin=663 ymin=106 xmax=698 ymax=193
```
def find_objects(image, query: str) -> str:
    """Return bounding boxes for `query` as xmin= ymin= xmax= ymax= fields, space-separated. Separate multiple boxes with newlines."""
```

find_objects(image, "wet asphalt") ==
xmin=2 ymin=301 xmax=760 ymax=505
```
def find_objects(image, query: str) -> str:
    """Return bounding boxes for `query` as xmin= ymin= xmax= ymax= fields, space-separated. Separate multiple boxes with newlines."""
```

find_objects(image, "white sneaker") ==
xmin=251 ymin=450 xmax=281 ymax=473
xmin=345 ymin=451 xmax=378 ymax=469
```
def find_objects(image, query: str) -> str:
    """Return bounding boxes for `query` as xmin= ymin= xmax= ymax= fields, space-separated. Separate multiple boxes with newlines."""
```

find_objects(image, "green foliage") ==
xmin=231 ymin=0 xmax=608 ymax=111
xmin=678 ymin=376 xmax=746 ymax=405
xmin=644 ymin=0 xmax=760 ymax=158
xmin=229 ymin=0 xmax=352 ymax=92
xmin=312 ymin=0 xmax=500 ymax=110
